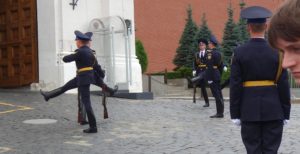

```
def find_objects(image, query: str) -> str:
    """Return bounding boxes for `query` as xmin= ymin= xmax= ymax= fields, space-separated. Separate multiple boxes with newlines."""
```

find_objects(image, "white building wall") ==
xmin=37 ymin=0 xmax=142 ymax=93
xmin=37 ymin=0 xmax=60 ymax=90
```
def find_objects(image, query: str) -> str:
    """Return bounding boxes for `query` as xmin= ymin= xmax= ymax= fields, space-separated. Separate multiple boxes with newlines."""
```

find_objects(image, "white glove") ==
xmin=208 ymin=80 xmax=213 ymax=84
xmin=231 ymin=119 xmax=241 ymax=126
xmin=284 ymin=119 xmax=289 ymax=126
xmin=192 ymin=70 xmax=196 ymax=76
xmin=223 ymin=66 xmax=228 ymax=72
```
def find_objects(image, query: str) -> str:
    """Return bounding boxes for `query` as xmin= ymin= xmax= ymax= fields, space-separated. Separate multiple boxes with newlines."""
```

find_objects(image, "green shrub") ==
xmin=150 ymin=71 xmax=184 ymax=79
xmin=135 ymin=39 xmax=148 ymax=73
xmin=177 ymin=66 xmax=193 ymax=77
xmin=166 ymin=71 xmax=182 ymax=79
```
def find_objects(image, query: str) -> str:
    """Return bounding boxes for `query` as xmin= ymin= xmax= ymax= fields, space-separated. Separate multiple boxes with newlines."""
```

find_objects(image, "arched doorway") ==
xmin=0 ymin=0 xmax=38 ymax=88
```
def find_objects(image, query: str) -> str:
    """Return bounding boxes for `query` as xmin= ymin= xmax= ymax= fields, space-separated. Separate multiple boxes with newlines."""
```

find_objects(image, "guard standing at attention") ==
xmin=230 ymin=6 xmax=291 ymax=153
xmin=191 ymin=39 xmax=210 ymax=107
xmin=207 ymin=35 xmax=224 ymax=118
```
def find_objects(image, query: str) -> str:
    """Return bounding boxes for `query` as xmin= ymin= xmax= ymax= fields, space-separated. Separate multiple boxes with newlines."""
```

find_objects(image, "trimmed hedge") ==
xmin=150 ymin=66 xmax=193 ymax=79
xmin=150 ymin=66 xmax=232 ymax=83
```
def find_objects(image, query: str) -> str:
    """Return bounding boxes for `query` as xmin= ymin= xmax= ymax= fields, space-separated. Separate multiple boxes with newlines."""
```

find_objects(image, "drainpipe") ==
xmin=110 ymin=26 xmax=116 ymax=85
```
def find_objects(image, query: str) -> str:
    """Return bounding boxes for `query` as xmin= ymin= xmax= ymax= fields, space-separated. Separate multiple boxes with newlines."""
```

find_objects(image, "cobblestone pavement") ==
xmin=0 ymin=91 xmax=300 ymax=154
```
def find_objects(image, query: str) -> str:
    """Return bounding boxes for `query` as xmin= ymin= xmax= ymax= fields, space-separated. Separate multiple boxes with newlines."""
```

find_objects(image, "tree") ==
xmin=173 ymin=5 xmax=198 ymax=69
xmin=135 ymin=39 xmax=148 ymax=73
xmin=195 ymin=13 xmax=212 ymax=43
xmin=221 ymin=3 xmax=239 ymax=65
xmin=237 ymin=2 xmax=249 ymax=44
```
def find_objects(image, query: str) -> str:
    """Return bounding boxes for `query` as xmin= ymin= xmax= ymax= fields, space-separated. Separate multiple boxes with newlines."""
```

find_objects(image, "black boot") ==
xmin=102 ymin=85 xmax=118 ymax=96
xmin=83 ymin=127 xmax=97 ymax=133
xmin=190 ymin=72 xmax=205 ymax=83
xmin=209 ymin=114 xmax=224 ymax=118
xmin=203 ymin=103 xmax=209 ymax=107
xmin=186 ymin=76 xmax=192 ymax=84
xmin=40 ymin=88 xmax=63 ymax=101
xmin=202 ymin=89 xmax=209 ymax=107
xmin=210 ymin=99 xmax=224 ymax=118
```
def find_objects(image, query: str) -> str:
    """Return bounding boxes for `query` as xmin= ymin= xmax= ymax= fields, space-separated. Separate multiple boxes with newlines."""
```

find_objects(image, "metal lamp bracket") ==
xmin=69 ymin=0 xmax=79 ymax=10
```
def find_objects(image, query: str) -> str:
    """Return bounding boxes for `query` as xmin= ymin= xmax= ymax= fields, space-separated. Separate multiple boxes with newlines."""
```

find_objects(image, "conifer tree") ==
xmin=237 ymin=2 xmax=249 ymax=44
xmin=173 ymin=5 xmax=198 ymax=68
xmin=221 ymin=3 xmax=239 ymax=65
xmin=195 ymin=13 xmax=212 ymax=43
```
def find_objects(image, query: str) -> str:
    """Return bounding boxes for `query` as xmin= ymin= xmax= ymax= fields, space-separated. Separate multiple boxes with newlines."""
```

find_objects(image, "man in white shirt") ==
xmin=191 ymin=39 xmax=210 ymax=107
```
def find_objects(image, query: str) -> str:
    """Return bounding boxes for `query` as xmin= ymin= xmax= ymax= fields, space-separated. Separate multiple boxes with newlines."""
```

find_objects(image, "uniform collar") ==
xmin=79 ymin=45 xmax=90 ymax=49
xmin=249 ymin=38 xmax=266 ymax=42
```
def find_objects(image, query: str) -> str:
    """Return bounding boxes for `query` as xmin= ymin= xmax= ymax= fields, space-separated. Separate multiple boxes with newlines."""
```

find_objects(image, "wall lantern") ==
xmin=69 ymin=0 xmax=79 ymax=10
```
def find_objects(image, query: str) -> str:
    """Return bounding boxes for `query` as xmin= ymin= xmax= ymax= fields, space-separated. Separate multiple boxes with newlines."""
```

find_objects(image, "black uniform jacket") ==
xmin=205 ymin=48 xmax=222 ymax=81
xmin=63 ymin=45 xmax=95 ymax=86
xmin=194 ymin=51 xmax=208 ymax=75
xmin=230 ymin=38 xmax=291 ymax=121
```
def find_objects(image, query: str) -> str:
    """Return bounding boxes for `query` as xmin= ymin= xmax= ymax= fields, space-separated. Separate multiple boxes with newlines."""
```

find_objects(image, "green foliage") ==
xmin=195 ymin=13 xmax=212 ymax=44
xmin=237 ymin=2 xmax=249 ymax=44
xmin=135 ymin=39 xmax=148 ymax=73
xmin=221 ymin=3 xmax=239 ymax=65
xmin=221 ymin=67 xmax=231 ymax=85
xmin=173 ymin=5 xmax=198 ymax=69
xmin=151 ymin=66 xmax=192 ymax=79
xmin=166 ymin=66 xmax=193 ymax=79
xmin=220 ymin=2 xmax=250 ymax=65
xmin=177 ymin=66 xmax=193 ymax=77
xmin=166 ymin=72 xmax=183 ymax=79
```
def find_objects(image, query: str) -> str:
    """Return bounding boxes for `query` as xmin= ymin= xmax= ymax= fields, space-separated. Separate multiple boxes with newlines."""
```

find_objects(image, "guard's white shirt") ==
xmin=199 ymin=50 xmax=206 ymax=58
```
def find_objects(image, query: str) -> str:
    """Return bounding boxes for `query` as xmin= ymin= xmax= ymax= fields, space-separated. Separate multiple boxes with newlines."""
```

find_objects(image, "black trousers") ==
xmin=54 ymin=78 xmax=98 ymax=128
xmin=78 ymin=84 xmax=96 ymax=128
xmin=57 ymin=76 xmax=104 ymax=96
xmin=208 ymin=80 xmax=223 ymax=114
xmin=197 ymin=79 xmax=209 ymax=104
xmin=241 ymin=120 xmax=283 ymax=154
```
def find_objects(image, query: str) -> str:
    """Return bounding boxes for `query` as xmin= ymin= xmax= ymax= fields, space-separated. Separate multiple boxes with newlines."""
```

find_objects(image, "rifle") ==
xmin=190 ymin=71 xmax=206 ymax=103
xmin=77 ymin=89 xmax=88 ymax=124
xmin=77 ymin=89 xmax=83 ymax=123
xmin=102 ymin=92 xmax=108 ymax=119
xmin=193 ymin=84 xmax=196 ymax=103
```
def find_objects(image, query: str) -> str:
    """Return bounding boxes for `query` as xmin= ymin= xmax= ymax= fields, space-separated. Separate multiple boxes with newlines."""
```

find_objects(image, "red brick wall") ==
xmin=134 ymin=0 xmax=285 ymax=73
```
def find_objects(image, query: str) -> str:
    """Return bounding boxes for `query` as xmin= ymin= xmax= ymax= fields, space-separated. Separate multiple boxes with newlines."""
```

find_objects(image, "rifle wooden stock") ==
xmin=77 ymin=90 xmax=83 ymax=123
xmin=102 ymin=93 xmax=108 ymax=119
xmin=193 ymin=84 xmax=196 ymax=103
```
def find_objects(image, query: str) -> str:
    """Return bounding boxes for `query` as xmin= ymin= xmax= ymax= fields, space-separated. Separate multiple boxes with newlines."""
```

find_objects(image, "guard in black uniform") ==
xmin=40 ymin=32 xmax=118 ymax=125
xmin=63 ymin=30 xmax=97 ymax=133
xmin=207 ymin=35 xmax=224 ymax=118
xmin=40 ymin=30 xmax=117 ymax=133
xmin=230 ymin=6 xmax=291 ymax=153
xmin=192 ymin=39 xmax=210 ymax=107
